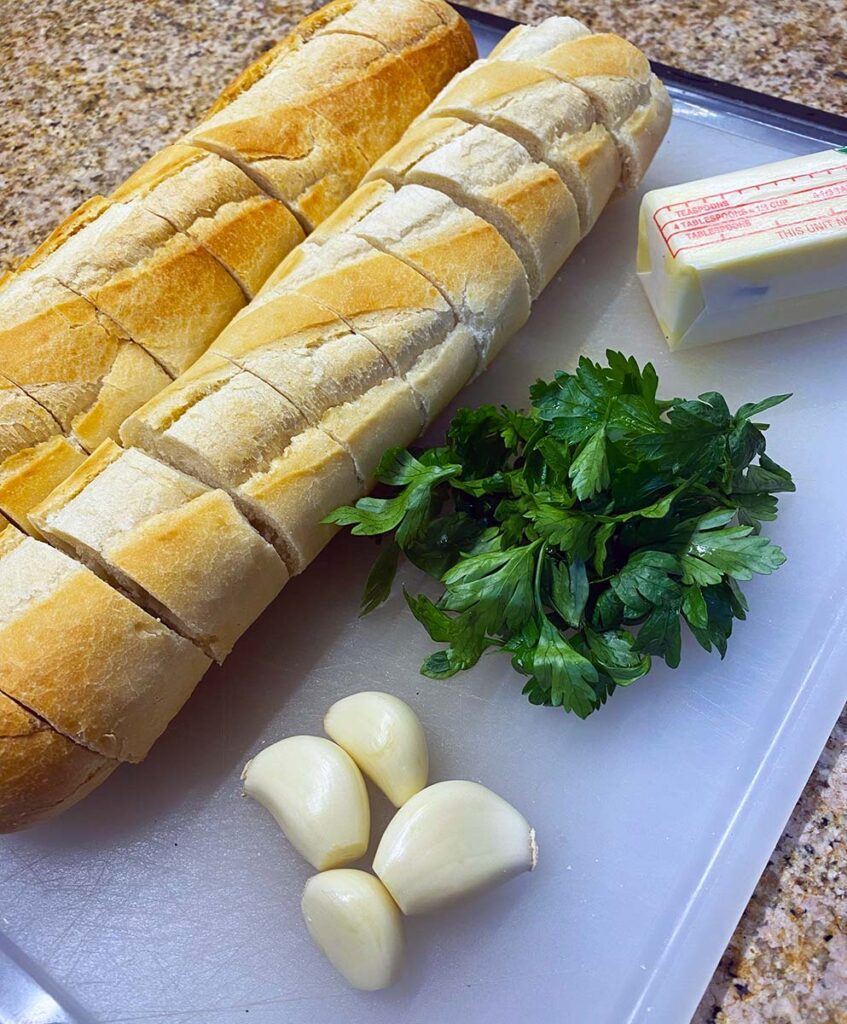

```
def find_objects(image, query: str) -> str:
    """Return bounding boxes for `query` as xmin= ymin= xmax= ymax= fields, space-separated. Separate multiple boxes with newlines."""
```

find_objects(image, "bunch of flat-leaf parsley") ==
xmin=326 ymin=351 xmax=794 ymax=718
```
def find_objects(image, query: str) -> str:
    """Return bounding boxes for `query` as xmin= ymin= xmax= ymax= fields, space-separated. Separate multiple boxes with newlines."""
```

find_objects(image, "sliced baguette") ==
xmin=422 ymin=59 xmax=619 ymax=234
xmin=493 ymin=28 xmax=671 ymax=188
xmin=347 ymin=182 xmax=531 ymax=365
xmin=257 ymin=233 xmax=456 ymax=376
xmin=0 ymin=691 xmax=117 ymax=833
xmin=112 ymin=144 xmax=306 ymax=298
xmin=125 ymin=353 xmax=360 ymax=573
xmin=121 ymin=353 xmax=308 ymax=499
xmin=30 ymin=441 xmax=288 ymax=662
xmin=370 ymin=117 xmax=579 ymax=296
xmin=0 ymin=272 xmax=167 ymax=442
xmin=0 ymin=526 xmax=210 ymax=762
xmin=238 ymin=378 xmax=422 ymax=572
xmin=27 ymin=197 xmax=245 ymax=377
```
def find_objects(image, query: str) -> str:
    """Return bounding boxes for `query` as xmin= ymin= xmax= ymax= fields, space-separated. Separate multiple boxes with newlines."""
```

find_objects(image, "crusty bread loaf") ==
xmin=0 ymin=526 xmax=210 ymax=761
xmin=183 ymin=21 xmax=454 ymax=229
xmin=0 ymin=271 xmax=167 ymax=439
xmin=30 ymin=441 xmax=289 ymax=661
xmin=112 ymin=144 xmax=306 ymax=298
xmin=1 ymin=13 xmax=668 ymax=831
xmin=0 ymin=691 xmax=117 ymax=832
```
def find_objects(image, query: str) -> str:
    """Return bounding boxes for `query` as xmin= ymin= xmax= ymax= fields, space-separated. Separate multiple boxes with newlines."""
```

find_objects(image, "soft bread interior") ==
xmin=0 ymin=435 xmax=87 ymax=536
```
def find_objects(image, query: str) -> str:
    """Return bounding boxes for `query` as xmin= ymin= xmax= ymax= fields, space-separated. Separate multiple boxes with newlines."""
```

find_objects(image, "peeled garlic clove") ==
xmin=301 ymin=869 xmax=404 ymax=991
xmin=242 ymin=736 xmax=369 ymax=870
xmin=324 ymin=691 xmax=428 ymax=807
xmin=373 ymin=780 xmax=537 ymax=914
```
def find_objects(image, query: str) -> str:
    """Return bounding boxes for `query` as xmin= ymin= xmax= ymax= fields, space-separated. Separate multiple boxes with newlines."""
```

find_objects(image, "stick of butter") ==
xmin=637 ymin=148 xmax=847 ymax=349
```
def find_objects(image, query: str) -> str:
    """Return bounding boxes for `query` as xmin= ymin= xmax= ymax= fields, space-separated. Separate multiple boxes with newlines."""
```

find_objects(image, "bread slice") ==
xmin=371 ymin=117 xmax=580 ymax=297
xmin=237 ymin=378 xmax=422 ymax=572
xmin=28 ymin=197 xmax=245 ymax=376
xmin=404 ymin=323 xmax=477 ymax=424
xmin=0 ymin=526 xmax=210 ymax=762
xmin=0 ymin=691 xmax=117 ymax=833
xmin=224 ymin=324 xmax=392 ymax=426
xmin=30 ymin=441 xmax=288 ymax=662
xmin=347 ymin=183 xmax=531 ymax=365
xmin=422 ymin=59 xmax=620 ymax=234
xmin=258 ymin=233 xmax=456 ymax=374
xmin=237 ymin=426 xmax=360 ymax=574
xmin=121 ymin=352 xmax=307 ymax=497
xmin=321 ymin=377 xmax=423 ymax=486
xmin=493 ymin=29 xmax=670 ymax=188
xmin=0 ymin=435 xmax=86 ymax=536
xmin=0 ymin=271 xmax=167 ymax=443
xmin=364 ymin=115 xmax=474 ymax=187
xmin=310 ymin=0 xmax=477 ymax=97
xmin=112 ymin=144 xmax=306 ymax=298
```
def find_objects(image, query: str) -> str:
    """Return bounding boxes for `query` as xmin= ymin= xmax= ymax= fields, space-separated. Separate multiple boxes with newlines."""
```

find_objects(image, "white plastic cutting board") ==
xmin=2 ymin=22 xmax=847 ymax=1024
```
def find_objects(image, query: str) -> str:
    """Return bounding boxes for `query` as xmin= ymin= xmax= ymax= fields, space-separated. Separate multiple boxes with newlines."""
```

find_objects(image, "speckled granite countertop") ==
xmin=1 ymin=1 xmax=845 ymax=1020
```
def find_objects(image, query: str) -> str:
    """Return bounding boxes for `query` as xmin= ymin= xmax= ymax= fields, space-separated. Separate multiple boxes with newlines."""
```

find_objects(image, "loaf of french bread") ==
xmin=0 ymin=0 xmax=473 ymax=537
xmin=0 ymin=14 xmax=670 ymax=831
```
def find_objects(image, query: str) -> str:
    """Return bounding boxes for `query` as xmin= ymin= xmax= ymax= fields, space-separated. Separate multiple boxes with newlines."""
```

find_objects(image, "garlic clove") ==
xmin=373 ymin=780 xmax=537 ymax=914
xmin=242 ymin=736 xmax=370 ymax=870
xmin=301 ymin=869 xmax=404 ymax=990
xmin=324 ymin=691 xmax=429 ymax=807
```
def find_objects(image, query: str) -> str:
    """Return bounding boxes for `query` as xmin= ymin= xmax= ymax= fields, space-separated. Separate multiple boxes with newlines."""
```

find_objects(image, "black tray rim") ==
xmin=453 ymin=2 xmax=847 ymax=147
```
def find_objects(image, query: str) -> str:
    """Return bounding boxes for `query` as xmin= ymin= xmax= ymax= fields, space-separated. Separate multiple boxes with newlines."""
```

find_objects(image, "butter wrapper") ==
xmin=637 ymin=148 xmax=847 ymax=349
